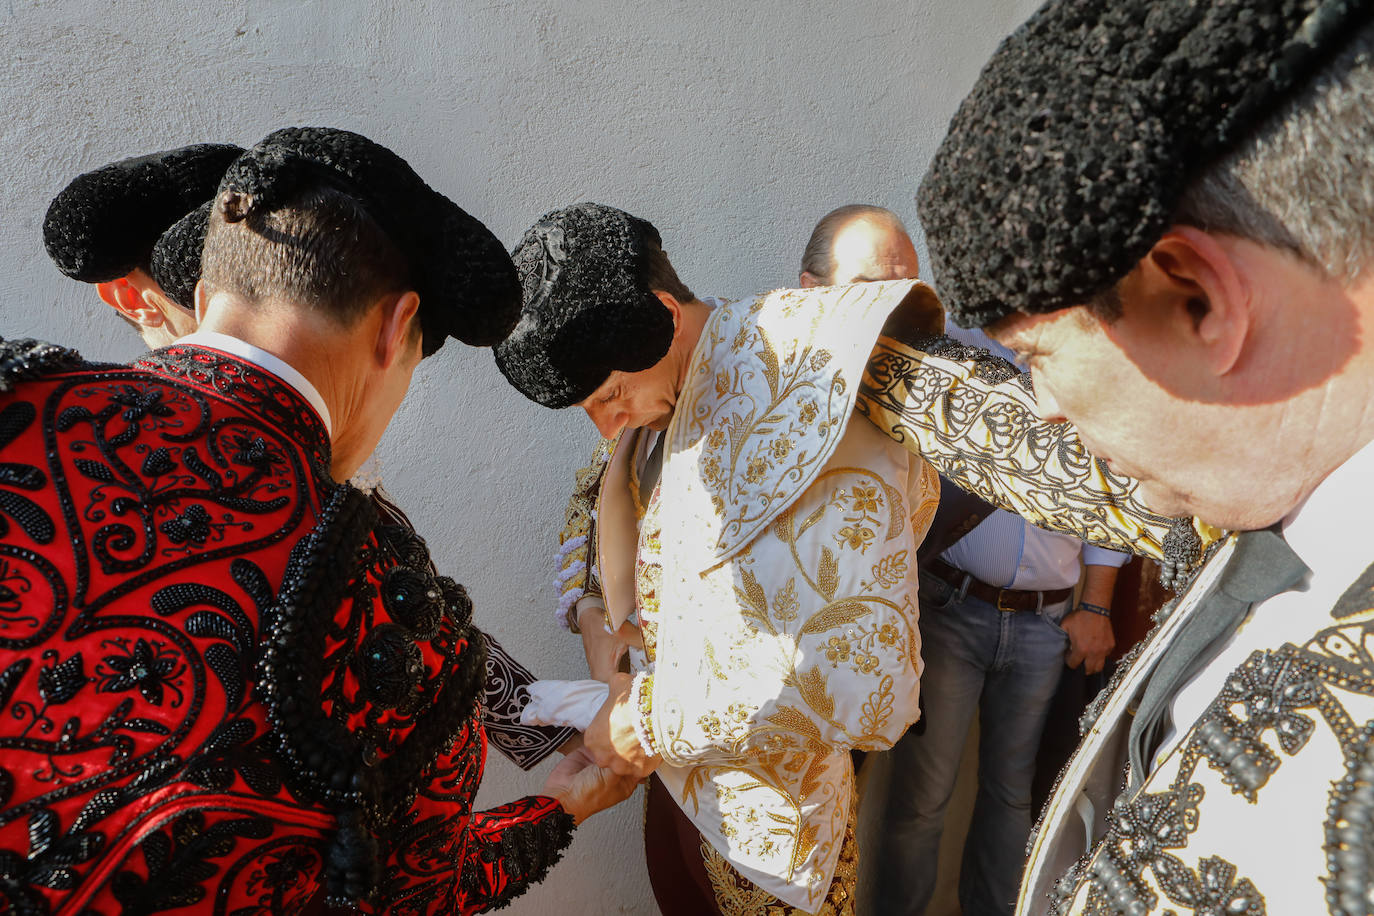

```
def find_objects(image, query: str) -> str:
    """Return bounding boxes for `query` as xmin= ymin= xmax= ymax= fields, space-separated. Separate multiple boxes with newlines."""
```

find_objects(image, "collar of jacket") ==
xmin=662 ymin=279 xmax=942 ymax=570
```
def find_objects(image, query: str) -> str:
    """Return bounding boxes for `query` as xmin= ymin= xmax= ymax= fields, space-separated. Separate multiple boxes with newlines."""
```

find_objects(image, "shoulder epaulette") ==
xmin=0 ymin=337 xmax=84 ymax=392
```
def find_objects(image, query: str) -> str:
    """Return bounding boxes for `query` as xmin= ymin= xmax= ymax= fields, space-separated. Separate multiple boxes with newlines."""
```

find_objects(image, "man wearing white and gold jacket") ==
xmin=495 ymin=202 xmax=948 ymax=914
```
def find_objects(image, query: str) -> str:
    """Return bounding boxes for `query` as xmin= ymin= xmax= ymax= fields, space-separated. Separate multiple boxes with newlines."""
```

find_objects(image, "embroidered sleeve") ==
xmin=457 ymin=796 xmax=576 ymax=914
xmin=554 ymin=436 xmax=615 ymax=630
xmin=856 ymin=333 xmax=1219 ymax=577
xmin=480 ymin=634 xmax=577 ymax=770
xmin=364 ymin=487 xmax=574 ymax=768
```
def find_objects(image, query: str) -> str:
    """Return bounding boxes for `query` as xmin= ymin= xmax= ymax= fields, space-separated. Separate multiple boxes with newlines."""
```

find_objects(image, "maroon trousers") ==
xmin=644 ymin=774 xmax=858 ymax=916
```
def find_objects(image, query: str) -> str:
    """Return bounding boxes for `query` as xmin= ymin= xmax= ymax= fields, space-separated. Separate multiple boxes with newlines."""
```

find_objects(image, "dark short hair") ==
xmin=1088 ymin=22 xmax=1374 ymax=325
xmin=642 ymin=235 xmax=694 ymax=303
xmin=799 ymin=204 xmax=907 ymax=285
xmin=201 ymin=183 xmax=411 ymax=326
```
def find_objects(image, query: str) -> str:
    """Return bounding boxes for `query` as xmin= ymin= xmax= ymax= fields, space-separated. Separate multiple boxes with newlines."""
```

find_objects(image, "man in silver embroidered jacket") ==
xmin=848 ymin=1 xmax=1374 ymax=913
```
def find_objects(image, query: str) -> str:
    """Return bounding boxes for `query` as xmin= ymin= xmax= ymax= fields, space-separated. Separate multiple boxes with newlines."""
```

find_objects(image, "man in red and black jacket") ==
xmin=43 ymin=138 xmax=578 ymax=777
xmin=0 ymin=127 xmax=634 ymax=915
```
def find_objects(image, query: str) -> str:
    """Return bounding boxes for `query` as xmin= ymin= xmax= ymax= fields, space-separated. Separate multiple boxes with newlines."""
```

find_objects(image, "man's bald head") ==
xmin=799 ymin=204 xmax=919 ymax=287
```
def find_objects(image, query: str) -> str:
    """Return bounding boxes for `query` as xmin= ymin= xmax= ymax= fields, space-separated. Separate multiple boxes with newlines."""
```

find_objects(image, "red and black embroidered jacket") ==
xmin=0 ymin=339 xmax=574 ymax=915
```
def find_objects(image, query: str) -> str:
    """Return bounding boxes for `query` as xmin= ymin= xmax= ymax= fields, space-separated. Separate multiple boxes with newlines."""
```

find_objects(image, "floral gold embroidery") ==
xmin=772 ymin=580 xmax=799 ymax=622
xmin=698 ymin=792 xmax=858 ymax=916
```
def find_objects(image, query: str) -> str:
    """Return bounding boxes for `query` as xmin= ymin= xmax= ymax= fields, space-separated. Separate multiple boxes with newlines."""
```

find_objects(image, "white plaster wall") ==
xmin=3 ymin=1 xmax=1042 ymax=911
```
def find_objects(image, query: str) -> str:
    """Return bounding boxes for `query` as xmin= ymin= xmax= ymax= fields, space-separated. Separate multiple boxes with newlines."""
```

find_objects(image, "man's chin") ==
xmin=1136 ymin=479 xmax=1196 ymax=520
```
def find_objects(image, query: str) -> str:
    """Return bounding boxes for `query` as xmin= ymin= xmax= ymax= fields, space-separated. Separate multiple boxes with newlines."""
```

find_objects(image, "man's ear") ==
xmin=96 ymin=278 xmax=164 ymax=328
xmin=798 ymin=271 xmax=821 ymax=289
xmin=139 ymin=284 xmax=181 ymax=316
xmin=193 ymin=280 xmax=210 ymax=324
xmin=376 ymin=291 xmax=423 ymax=368
xmin=1131 ymin=226 xmax=1250 ymax=376
xmin=652 ymin=290 xmax=684 ymax=334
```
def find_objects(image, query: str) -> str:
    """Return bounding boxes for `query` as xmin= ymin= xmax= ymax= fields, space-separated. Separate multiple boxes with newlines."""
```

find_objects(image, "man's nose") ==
xmin=1029 ymin=374 xmax=1067 ymax=423
xmin=584 ymin=403 xmax=626 ymax=439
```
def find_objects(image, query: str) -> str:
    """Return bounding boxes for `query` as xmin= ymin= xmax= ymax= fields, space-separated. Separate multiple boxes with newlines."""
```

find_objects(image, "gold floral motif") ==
xmin=869 ymin=550 xmax=910 ymax=590
xmin=798 ymin=599 xmax=873 ymax=636
xmin=816 ymin=547 xmax=839 ymax=602
xmin=823 ymin=636 xmax=851 ymax=666
xmin=858 ymin=674 xmax=896 ymax=741
xmin=702 ymin=454 xmax=725 ymax=486
xmin=681 ymin=298 xmax=852 ymax=543
xmin=853 ymin=653 xmax=879 ymax=674
xmin=698 ymin=794 xmax=859 ymax=916
xmin=772 ymin=580 xmax=799 ymax=622
xmin=835 ymin=525 xmax=874 ymax=551
xmin=851 ymin=485 xmax=880 ymax=514
xmin=733 ymin=324 xmax=754 ymax=351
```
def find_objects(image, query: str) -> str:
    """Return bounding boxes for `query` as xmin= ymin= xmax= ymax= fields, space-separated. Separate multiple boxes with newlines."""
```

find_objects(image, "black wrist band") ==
xmin=1077 ymin=602 xmax=1112 ymax=618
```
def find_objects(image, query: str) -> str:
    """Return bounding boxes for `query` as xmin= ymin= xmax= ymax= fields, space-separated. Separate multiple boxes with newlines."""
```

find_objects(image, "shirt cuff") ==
xmin=1082 ymin=544 xmax=1131 ymax=567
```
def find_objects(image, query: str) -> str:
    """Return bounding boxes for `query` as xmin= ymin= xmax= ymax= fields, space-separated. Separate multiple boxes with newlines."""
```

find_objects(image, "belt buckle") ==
xmin=995 ymin=590 xmax=1018 ymax=613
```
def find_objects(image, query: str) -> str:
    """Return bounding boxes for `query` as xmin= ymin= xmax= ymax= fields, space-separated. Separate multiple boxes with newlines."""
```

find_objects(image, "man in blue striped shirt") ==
xmin=797 ymin=207 xmax=1127 ymax=916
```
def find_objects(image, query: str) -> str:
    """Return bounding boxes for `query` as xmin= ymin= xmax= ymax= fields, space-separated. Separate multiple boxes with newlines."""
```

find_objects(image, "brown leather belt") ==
xmin=925 ymin=557 xmax=1072 ymax=612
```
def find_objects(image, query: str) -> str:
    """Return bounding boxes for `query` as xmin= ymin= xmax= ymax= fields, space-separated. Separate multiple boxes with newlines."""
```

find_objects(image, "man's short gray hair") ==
xmin=1174 ymin=22 xmax=1374 ymax=284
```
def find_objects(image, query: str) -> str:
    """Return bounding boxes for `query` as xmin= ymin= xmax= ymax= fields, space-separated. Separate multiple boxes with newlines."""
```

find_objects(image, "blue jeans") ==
xmin=871 ymin=568 xmax=1071 ymax=916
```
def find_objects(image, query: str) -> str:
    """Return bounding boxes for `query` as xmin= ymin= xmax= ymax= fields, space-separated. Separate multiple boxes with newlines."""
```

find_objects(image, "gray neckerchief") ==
xmin=1128 ymin=527 xmax=1310 ymax=786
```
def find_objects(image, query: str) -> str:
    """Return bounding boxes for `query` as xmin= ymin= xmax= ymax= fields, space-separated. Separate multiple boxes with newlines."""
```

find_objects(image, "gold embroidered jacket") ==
xmin=551 ymin=281 xmax=1226 ymax=911
xmin=559 ymin=282 xmax=940 ymax=910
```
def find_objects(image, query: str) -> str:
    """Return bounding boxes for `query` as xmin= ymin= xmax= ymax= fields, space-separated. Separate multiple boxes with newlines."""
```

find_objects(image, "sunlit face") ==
xmin=829 ymin=218 xmax=920 ymax=284
xmin=990 ymin=306 xmax=1218 ymax=519
xmin=577 ymin=357 xmax=682 ymax=439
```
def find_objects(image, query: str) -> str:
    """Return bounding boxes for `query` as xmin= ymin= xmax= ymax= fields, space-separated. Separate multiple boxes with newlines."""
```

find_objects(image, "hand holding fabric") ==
xmin=543 ymin=745 xmax=640 ymax=825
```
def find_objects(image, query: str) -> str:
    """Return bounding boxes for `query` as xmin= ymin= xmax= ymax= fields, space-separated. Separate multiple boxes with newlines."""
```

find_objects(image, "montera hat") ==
xmin=495 ymin=202 xmax=676 ymax=409
xmin=43 ymin=143 xmax=243 ymax=288
xmin=917 ymin=0 xmax=1374 ymax=329
xmin=152 ymin=126 xmax=520 ymax=356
